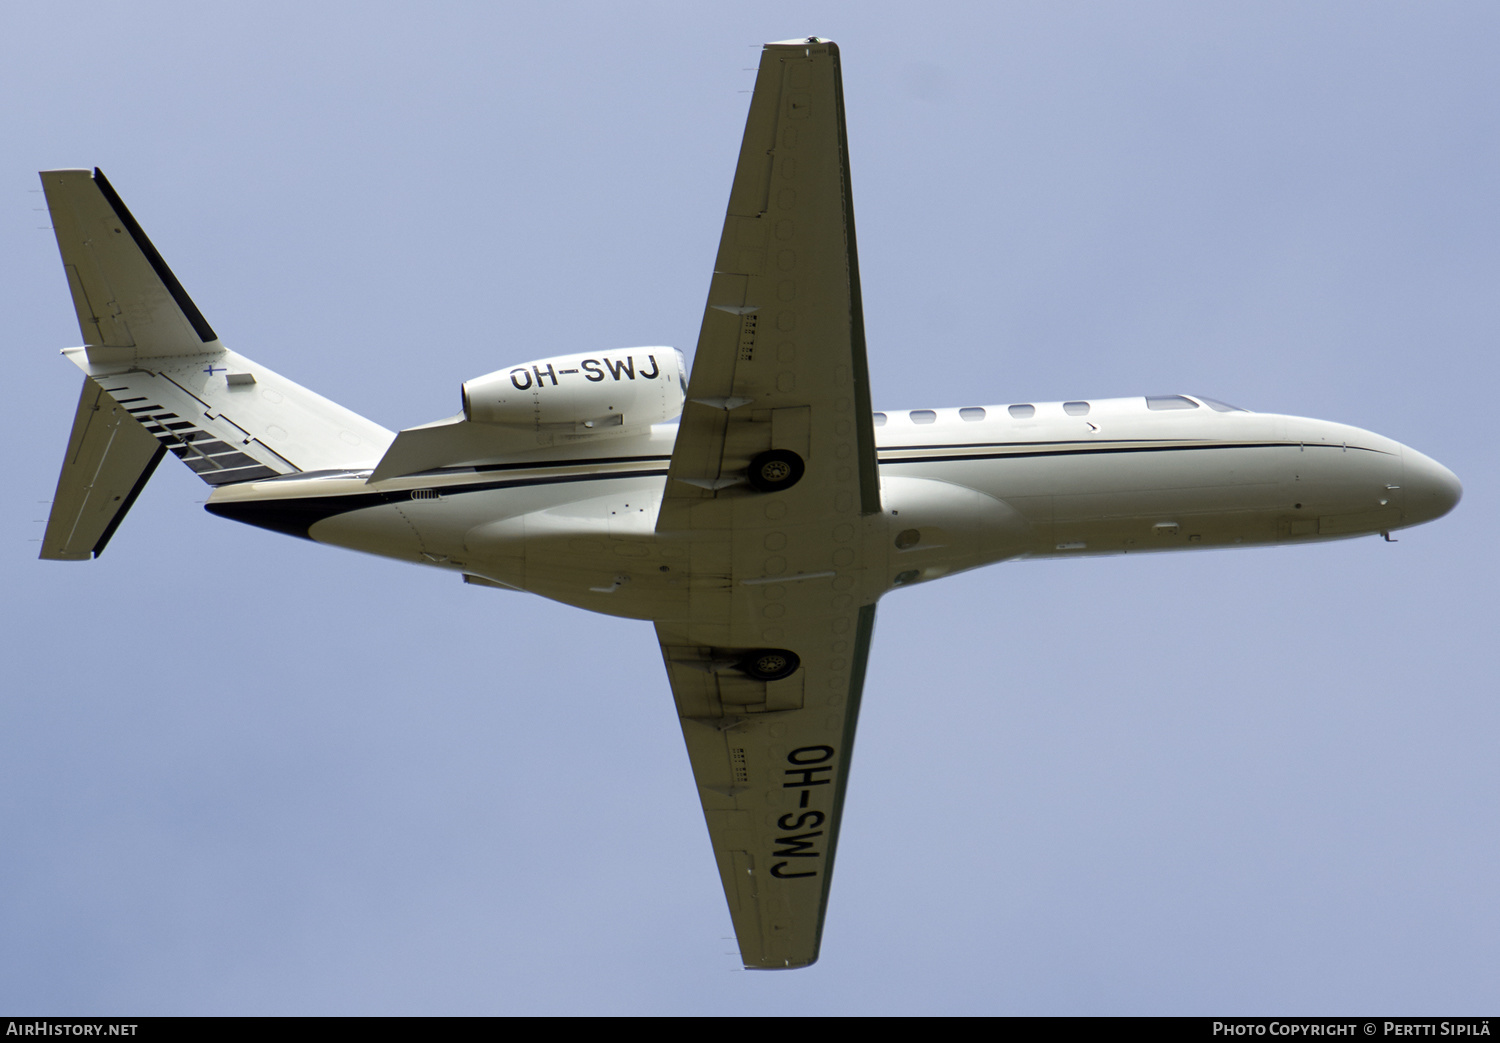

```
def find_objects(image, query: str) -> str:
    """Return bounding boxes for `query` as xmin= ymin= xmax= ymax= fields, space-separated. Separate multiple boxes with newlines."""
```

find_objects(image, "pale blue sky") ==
xmin=3 ymin=1 xmax=1496 ymax=1014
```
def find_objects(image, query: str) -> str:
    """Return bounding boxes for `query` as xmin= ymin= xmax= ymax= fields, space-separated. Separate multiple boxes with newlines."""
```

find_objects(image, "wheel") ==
xmin=747 ymin=449 xmax=806 ymax=493
xmin=738 ymin=648 xmax=801 ymax=681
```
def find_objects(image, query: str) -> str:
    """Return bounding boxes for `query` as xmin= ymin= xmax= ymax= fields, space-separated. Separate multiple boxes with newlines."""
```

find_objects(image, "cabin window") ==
xmin=1199 ymin=397 xmax=1248 ymax=413
xmin=1063 ymin=401 xmax=1090 ymax=416
xmin=872 ymin=412 xmax=887 ymax=426
xmin=959 ymin=407 xmax=986 ymax=422
xmin=910 ymin=409 xmax=937 ymax=424
xmin=1145 ymin=395 xmax=1198 ymax=411
xmin=1008 ymin=404 xmax=1035 ymax=419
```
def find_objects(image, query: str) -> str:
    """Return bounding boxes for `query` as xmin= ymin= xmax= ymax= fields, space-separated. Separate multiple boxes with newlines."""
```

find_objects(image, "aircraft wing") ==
xmin=655 ymin=38 xmax=883 ymax=969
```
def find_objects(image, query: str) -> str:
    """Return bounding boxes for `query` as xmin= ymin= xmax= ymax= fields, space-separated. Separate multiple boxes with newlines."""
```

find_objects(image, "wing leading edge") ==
xmin=656 ymin=38 xmax=883 ymax=969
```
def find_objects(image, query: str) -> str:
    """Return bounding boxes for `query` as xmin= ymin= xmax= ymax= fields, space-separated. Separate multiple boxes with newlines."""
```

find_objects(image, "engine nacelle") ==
xmin=461 ymin=348 xmax=686 ymax=434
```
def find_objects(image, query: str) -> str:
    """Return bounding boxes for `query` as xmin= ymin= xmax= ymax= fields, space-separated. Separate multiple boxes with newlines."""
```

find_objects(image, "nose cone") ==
xmin=1403 ymin=447 xmax=1462 ymax=528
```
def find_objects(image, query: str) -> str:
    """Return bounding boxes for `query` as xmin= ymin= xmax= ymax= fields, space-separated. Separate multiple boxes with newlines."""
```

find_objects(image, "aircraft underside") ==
xmin=38 ymin=38 xmax=1459 ymax=970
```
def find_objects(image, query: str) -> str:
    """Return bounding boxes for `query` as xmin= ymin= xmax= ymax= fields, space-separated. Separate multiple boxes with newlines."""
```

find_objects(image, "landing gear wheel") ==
xmin=747 ymin=449 xmax=806 ymax=493
xmin=738 ymin=648 xmax=801 ymax=681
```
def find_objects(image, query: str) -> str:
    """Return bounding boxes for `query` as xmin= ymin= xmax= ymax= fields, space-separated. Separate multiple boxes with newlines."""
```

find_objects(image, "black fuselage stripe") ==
xmin=882 ymin=438 xmax=1185 ymax=451
xmin=878 ymin=441 xmax=1392 ymax=465
xmin=206 ymin=469 xmax=671 ymax=540
xmin=417 ymin=453 xmax=674 ymax=477
xmin=425 ymin=468 xmax=671 ymax=498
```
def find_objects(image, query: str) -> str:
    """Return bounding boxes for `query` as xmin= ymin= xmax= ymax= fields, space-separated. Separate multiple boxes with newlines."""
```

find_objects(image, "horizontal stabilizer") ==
xmin=63 ymin=346 xmax=395 ymax=484
xmin=42 ymin=168 xmax=218 ymax=356
xmin=41 ymin=378 xmax=166 ymax=559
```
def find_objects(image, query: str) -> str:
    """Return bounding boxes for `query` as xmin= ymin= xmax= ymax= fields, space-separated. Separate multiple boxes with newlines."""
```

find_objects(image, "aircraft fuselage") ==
xmin=204 ymin=393 xmax=1461 ymax=622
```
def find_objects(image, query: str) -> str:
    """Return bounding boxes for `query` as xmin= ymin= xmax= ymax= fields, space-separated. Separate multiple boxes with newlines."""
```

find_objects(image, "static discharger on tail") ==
xmin=37 ymin=38 xmax=1460 ymax=969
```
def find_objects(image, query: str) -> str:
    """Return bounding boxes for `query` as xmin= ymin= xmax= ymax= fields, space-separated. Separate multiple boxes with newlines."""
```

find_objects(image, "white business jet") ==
xmin=38 ymin=39 xmax=1459 ymax=969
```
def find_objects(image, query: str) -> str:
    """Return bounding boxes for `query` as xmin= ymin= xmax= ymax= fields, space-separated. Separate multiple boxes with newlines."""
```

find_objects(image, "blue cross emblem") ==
xmin=204 ymin=364 xmax=226 ymax=376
